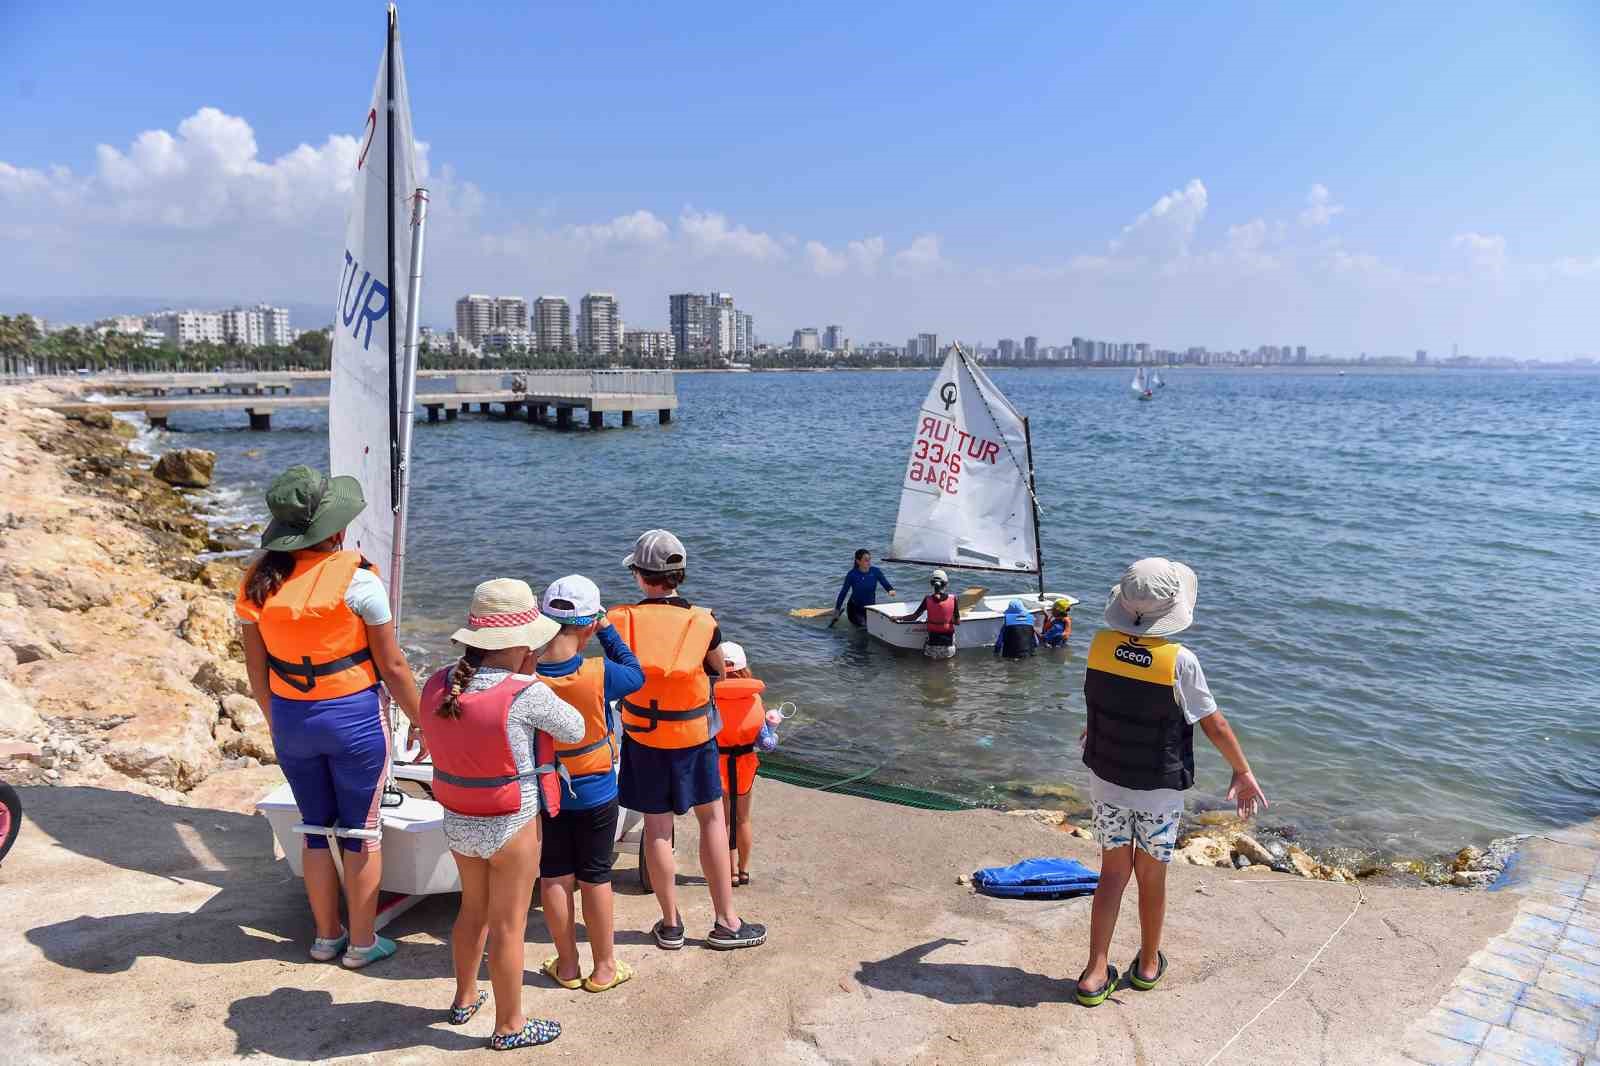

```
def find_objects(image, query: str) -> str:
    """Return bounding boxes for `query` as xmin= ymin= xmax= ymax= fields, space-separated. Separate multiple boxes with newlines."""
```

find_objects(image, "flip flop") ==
xmin=448 ymin=990 xmax=488 ymax=1025
xmin=489 ymin=1019 xmax=561 ymax=1050
xmin=1075 ymin=964 xmax=1119 ymax=1008
xmin=541 ymin=955 xmax=583 ymax=990
xmin=582 ymin=959 xmax=635 ymax=994
xmin=1127 ymin=951 xmax=1168 ymax=991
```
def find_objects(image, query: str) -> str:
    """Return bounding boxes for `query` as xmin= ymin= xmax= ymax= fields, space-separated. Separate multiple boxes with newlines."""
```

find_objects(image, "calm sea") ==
xmin=162 ymin=367 xmax=1600 ymax=859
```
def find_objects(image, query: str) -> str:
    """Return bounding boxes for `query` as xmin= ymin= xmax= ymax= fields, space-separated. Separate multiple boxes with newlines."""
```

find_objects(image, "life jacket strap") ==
xmin=556 ymin=735 xmax=613 ymax=759
xmin=433 ymin=767 xmax=538 ymax=789
xmin=719 ymin=743 xmax=757 ymax=757
xmin=267 ymin=647 xmax=374 ymax=694
xmin=620 ymin=697 xmax=712 ymax=733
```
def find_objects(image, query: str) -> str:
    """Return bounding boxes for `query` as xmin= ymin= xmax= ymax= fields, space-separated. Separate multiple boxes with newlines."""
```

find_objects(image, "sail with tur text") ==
xmin=886 ymin=347 xmax=1040 ymax=574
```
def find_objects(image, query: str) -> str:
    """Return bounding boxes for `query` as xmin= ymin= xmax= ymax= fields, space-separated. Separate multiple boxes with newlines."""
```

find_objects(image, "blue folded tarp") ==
xmin=972 ymin=857 xmax=1099 ymax=900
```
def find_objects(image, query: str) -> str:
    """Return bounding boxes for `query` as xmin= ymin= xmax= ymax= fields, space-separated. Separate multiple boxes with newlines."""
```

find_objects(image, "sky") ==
xmin=2 ymin=1 xmax=1597 ymax=358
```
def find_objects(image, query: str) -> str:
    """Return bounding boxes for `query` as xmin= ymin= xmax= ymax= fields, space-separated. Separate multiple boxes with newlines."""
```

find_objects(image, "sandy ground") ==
xmin=1 ymin=780 xmax=1516 ymax=1065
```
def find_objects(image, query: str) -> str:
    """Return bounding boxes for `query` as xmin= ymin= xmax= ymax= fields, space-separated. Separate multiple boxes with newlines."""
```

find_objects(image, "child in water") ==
xmin=994 ymin=598 xmax=1040 ymax=658
xmin=713 ymin=642 xmax=776 ymax=886
xmin=897 ymin=570 xmax=960 ymax=658
xmin=1041 ymin=599 xmax=1072 ymax=648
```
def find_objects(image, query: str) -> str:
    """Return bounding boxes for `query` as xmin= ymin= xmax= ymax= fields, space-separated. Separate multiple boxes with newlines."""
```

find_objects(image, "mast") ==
xmin=1022 ymin=415 xmax=1044 ymax=597
xmin=390 ymin=188 xmax=427 ymax=626
xmin=384 ymin=6 xmax=399 ymax=519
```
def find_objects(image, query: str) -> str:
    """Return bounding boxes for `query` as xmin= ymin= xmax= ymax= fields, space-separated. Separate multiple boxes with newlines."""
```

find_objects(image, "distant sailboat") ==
xmin=1132 ymin=367 xmax=1154 ymax=401
xmin=1150 ymin=369 xmax=1166 ymax=388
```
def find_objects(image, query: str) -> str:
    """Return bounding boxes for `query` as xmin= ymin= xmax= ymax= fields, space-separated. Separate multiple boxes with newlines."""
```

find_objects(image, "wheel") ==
xmin=0 ymin=780 xmax=21 ymax=866
xmin=637 ymin=822 xmax=675 ymax=892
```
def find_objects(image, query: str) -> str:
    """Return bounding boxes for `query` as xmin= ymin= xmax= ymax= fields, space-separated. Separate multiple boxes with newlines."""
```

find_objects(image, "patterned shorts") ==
xmin=1091 ymin=801 xmax=1180 ymax=863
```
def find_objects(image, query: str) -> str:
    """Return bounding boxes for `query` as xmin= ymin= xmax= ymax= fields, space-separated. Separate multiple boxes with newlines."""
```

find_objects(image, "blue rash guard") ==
xmin=994 ymin=600 xmax=1040 ymax=657
xmin=535 ymin=624 xmax=644 ymax=810
xmin=835 ymin=566 xmax=895 ymax=610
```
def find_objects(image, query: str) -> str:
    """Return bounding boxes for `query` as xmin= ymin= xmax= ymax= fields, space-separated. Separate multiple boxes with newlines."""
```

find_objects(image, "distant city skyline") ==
xmin=3 ymin=4 xmax=1598 ymax=359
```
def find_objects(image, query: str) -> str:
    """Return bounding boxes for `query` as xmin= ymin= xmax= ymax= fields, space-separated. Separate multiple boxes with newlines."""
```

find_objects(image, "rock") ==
xmin=218 ymin=693 xmax=274 ymax=763
xmin=1453 ymin=846 xmax=1484 ymax=873
xmin=1452 ymin=869 xmax=1497 ymax=889
xmin=66 ymin=408 xmax=118 ymax=431
xmin=192 ymin=657 xmax=251 ymax=698
xmin=1070 ymin=826 xmax=1094 ymax=840
xmin=1285 ymin=846 xmax=1321 ymax=879
xmin=0 ymin=677 xmax=46 ymax=738
xmin=1174 ymin=836 xmax=1232 ymax=867
xmin=1232 ymin=833 xmax=1277 ymax=867
xmin=44 ymin=767 xmax=59 ymax=781
xmin=179 ymin=596 xmax=240 ymax=659
xmin=152 ymin=449 xmax=216 ymax=489
xmin=1232 ymin=853 xmax=1252 ymax=869
xmin=956 ymin=873 xmax=969 ymax=886
xmin=1008 ymin=808 xmax=1068 ymax=827
xmin=0 ymin=642 xmax=15 ymax=678
xmin=183 ymin=763 xmax=286 ymax=814
xmin=194 ymin=560 xmax=246 ymax=592
xmin=37 ymin=754 xmax=56 ymax=769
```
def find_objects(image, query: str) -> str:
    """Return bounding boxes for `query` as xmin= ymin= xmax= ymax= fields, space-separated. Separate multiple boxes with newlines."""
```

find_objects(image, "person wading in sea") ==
xmin=608 ymin=530 xmax=767 ymax=951
xmin=1073 ymin=557 xmax=1267 ymax=1008
xmin=834 ymin=549 xmax=896 ymax=627
xmin=896 ymin=570 xmax=960 ymax=658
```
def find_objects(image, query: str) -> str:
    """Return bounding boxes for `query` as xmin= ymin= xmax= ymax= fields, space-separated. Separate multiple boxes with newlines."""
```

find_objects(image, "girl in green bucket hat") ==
xmin=235 ymin=465 xmax=424 ymax=970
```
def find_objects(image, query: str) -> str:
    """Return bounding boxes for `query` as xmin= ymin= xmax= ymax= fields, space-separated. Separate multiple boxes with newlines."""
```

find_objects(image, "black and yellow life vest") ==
xmin=1081 ymin=629 xmax=1194 ymax=791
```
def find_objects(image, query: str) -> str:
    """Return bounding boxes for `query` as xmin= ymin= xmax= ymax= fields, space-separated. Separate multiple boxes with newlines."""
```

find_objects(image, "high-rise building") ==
xmin=495 ymin=297 xmax=528 ymax=332
xmin=255 ymin=304 xmax=292 ymax=347
xmin=533 ymin=296 xmax=572 ymax=353
xmin=822 ymin=325 xmax=845 ymax=351
xmin=220 ymin=307 xmax=264 ymax=347
xmin=455 ymin=295 xmax=496 ymax=345
xmin=95 ymin=315 xmax=146 ymax=336
xmin=1023 ymin=336 xmax=1038 ymax=360
xmin=998 ymin=338 xmax=1017 ymax=360
xmin=149 ymin=310 xmax=225 ymax=348
xmin=705 ymin=293 xmax=736 ymax=360
xmin=1415 ymin=349 xmax=1428 ymax=365
xmin=917 ymin=333 xmax=938 ymax=360
xmin=737 ymin=312 xmax=754 ymax=357
xmin=669 ymin=293 xmax=708 ymax=361
xmin=792 ymin=328 xmax=820 ymax=352
xmin=578 ymin=292 xmax=621 ymax=358
xmin=624 ymin=329 xmax=676 ymax=362
xmin=1296 ymin=345 xmax=1308 ymax=364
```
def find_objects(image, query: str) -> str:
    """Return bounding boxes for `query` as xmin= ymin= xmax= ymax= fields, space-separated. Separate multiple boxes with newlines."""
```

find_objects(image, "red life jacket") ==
xmin=924 ymin=595 xmax=956 ymax=635
xmin=714 ymin=677 xmax=766 ymax=797
xmin=419 ymin=669 xmax=562 ymax=817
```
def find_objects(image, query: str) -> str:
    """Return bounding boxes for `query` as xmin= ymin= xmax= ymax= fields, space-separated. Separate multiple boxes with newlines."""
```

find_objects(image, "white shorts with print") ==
xmin=1091 ymin=801 xmax=1180 ymax=863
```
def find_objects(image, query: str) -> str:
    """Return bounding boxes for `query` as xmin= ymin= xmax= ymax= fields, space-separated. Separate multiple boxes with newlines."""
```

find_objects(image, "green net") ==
xmin=754 ymin=753 xmax=975 ymax=811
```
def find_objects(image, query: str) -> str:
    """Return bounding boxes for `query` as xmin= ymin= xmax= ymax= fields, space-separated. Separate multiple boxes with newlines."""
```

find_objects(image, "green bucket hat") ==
xmin=260 ymin=465 xmax=367 ymax=552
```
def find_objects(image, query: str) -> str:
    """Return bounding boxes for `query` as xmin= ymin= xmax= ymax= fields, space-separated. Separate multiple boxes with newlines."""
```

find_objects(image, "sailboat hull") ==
xmin=864 ymin=593 xmax=1078 ymax=651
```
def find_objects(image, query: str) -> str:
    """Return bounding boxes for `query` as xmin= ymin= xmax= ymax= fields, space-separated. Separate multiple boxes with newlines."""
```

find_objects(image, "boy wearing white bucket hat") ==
xmin=1073 ymin=558 xmax=1268 ymax=1008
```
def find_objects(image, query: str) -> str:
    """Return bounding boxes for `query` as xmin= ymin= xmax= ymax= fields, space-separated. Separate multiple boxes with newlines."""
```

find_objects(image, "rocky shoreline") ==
xmin=0 ymin=381 xmax=1519 ymax=887
xmin=0 ymin=381 xmax=285 ymax=812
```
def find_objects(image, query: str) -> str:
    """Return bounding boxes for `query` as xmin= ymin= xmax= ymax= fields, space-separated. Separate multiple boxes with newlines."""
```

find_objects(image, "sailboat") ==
xmin=1150 ymin=368 xmax=1166 ymax=388
xmin=1132 ymin=366 xmax=1154 ymax=400
xmin=864 ymin=345 xmax=1076 ymax=651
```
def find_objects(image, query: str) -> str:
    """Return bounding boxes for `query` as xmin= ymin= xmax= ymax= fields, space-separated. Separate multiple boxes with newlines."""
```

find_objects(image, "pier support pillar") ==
xmin=504 ymin=401 xmax=523 ymax=419
xmin=478 ymin=402 xmax=489 ymax=414
xmin=524 ymin=403 xmax=537 ymax=423
xmin=247 ymin=410 xmax=271 ymax=431
xmin=445 ymin=407 xmax=459 ymax=421
xmin=556 ymin=406 xmax=572 ymax=429
xmin=659 ymin=408 xmax=672 ymax=424
xmin=148 ymin=414 xmax=169 ymax=430
xmin=426 ymin=404 xmax=440 ymax=422
xmin=533 ymin=404 xmax=546 ymax=423
xmin=588 ymin=409 xmax=603 ymax=430
xmin=621 ymin=410 xmax=634 ymax=427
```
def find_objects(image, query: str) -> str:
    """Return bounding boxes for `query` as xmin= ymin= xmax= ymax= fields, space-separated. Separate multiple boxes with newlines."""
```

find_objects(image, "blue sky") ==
xmin=3 ymin=1 xmax=1597 ymax=357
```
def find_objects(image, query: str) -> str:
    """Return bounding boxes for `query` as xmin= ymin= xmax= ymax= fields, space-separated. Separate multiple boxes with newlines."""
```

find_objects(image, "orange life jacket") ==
xmin=418 ymin=668 xmax=562 ymax=817
xmin=541 ymin=658 xmax=614 ymax=776
xmin=715 ymin=677 xmax=766 ymax=797
xmin=238 ymin=550 xmax=379 ymax=700
xmin=607 ymin=603 xmax=718 ymax=749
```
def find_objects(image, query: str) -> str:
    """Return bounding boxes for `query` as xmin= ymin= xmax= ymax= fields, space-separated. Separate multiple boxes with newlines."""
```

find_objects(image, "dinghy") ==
xmin=257 ymin=7 xmax=638 ymax=924
xmin=865 ymin=345 xmax=1075 ymax=651
xmin=1132 ymin=366 xmax=1154 ymax=400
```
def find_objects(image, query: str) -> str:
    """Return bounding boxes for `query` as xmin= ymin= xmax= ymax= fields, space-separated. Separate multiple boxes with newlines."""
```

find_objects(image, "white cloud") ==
xmin=1299 ymin=183 xmax=1344 ymax=228
xmin=805 ymin=235 xmax=886 ymax=276
xmin=567 ymin=209 xmax=670 ymax=248
xmin=678 ymin=210 xmax=785 ymax=262
xmin=1110 ymin=179 xmax=1208 ymax=259
xmin=892 ymin=234 xmax=944 ymax=276
xmin=1451 ymin=231 xmax=1507 ymax=274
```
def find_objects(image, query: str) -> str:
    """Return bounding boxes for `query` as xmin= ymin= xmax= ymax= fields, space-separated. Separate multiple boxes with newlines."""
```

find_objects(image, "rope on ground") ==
xmin=1199 ymin=876 xmax=1368 ymax=1066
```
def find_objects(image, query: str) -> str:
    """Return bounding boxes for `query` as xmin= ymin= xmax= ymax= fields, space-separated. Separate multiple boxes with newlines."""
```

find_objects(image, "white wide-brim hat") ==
xmin=451 ymin=578 xmax=560 ymax=651
xmin=1103 ymin=558 xmax=1198 ymax=637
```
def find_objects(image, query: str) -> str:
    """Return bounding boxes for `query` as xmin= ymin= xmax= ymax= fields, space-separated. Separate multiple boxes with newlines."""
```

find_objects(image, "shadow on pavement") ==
xmin=855 ymin=936 xmax=1076 ymax=1007
xmin=224 ymin=988 xmax=481 ymax=1059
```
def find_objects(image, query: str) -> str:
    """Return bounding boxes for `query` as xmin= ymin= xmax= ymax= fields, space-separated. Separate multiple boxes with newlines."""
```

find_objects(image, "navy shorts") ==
xmin=540 ymin=800 xmax=620 ymax=883
xmin=269 ymin=685 xmax=389 ymax=852
xmin=617 ymin=735 xmax=723 ymax=815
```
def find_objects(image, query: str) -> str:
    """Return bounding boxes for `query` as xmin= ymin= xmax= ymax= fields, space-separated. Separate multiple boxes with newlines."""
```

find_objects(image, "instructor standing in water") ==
xmin=834 ymin=549 xmax=896 ymax=627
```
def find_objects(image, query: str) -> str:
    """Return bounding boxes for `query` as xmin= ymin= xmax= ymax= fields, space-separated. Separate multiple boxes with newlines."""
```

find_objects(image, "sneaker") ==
xmin=653 ymin=913 xmax=685 ymax=951
xmin=309 ymin=927 xmax=349 ymax=962
xmin=341 ymin=934 xmax=397 ymax=969
xmin=707 ymin=920 xmax=767 ymax=950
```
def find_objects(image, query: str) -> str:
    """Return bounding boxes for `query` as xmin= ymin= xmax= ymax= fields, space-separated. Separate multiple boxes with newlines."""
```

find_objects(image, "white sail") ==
xmin=1130 ymin=367 xmax=1146 ymax=393
xmin=887 ymin=348 xmax=1039 ymax=574
xmin=329 ymin=4 xmax=419 ymax=610
xmin=1150 ymin=369 xmax=1164 ymax=388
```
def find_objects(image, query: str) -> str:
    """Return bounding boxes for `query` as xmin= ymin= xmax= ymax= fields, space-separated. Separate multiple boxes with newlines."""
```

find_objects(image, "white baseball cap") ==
xmin=542 ymin=574 xmax=603 ymax=626
xmin=719 ymin=641 xmax=749 ymax=672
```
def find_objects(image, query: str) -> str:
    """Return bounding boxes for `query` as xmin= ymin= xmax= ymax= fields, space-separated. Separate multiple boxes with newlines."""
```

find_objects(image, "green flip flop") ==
xmin=1075 ymin=964 xmax=1119 ymax=1007
xmin=1127 ymin=951 xmax=1168 ymax=991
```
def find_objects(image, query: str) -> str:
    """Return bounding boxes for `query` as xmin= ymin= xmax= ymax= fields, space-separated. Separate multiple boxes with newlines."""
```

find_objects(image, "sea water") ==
xmin=166 ymin=367 xmax=1600 ymax=858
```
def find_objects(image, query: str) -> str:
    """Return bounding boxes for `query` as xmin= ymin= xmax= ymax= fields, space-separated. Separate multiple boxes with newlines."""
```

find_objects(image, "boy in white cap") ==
xmin=532 ymin=575 xmax=645 ymax=993
xmin=1074 ymin=558 xmax=1267 ymax=1007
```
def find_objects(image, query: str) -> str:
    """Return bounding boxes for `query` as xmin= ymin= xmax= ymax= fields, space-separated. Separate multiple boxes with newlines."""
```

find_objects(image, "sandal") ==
xmin=1127 ymin=951 xmax=1167 ymax=991
xmin=540 ymin=955 xmax=583 ymax=990
xmin=1075 ymin=965 xmax=1119 ymax=1008
xmin=582 ymin=959 xmax=635 ymax=994
xmin=489 ymin=1019 xmax=561 ymax=1050
xmin=448 ymin=990 xmax=488 ymax=1025
xmin=653 ymin=913 xmax=686 ymax=951
xmin=736 ymin=872 xmax=751 ymax=887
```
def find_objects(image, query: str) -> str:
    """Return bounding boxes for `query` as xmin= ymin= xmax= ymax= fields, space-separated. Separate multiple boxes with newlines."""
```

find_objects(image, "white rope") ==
xmin=1200 ymin=877 xmax=1367 ymax=1066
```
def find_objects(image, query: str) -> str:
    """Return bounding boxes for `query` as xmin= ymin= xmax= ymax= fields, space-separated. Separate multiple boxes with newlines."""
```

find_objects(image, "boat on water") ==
xmin=256 ymin=6 xmax=640 ymax=920
xmin=1132 ymin=367 xmax=1154 ymax=400
xmin=864 ymin=344 xmax=1075 ymax=651
xmin=1151 ymin=368 xmax=1166 ymax=388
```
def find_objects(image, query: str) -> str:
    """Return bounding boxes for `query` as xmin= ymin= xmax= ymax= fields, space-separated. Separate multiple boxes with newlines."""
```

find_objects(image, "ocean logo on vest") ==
xmin=1114 ymin=641 xmax=1154 ymax=669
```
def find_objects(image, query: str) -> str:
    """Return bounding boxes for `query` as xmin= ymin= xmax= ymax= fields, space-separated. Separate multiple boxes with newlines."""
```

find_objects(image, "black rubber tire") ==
xmin=638 ymin=823 xmax=675 ymax=892
xmin=0 ymin=780 xmax=21 ymax=866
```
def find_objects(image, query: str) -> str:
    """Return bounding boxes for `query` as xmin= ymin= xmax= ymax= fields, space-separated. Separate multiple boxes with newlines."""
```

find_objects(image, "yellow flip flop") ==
xmin=582 ymin=960 xmax=635 ymax=994
xmin=541 ymin=955 xmax=582 ymax=990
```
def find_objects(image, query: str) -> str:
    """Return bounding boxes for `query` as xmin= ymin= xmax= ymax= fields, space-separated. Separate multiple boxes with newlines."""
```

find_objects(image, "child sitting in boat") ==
xmin=994 ymin=598 xmax=1040 ymax=658
xmin=714 ymin=642 xmax=774 ymax=887
xmin=1041 ymin=599 xmax=1072 ymax=648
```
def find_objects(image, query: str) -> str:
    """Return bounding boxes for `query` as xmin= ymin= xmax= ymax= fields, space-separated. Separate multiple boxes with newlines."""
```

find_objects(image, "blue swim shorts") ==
xmin=617 ymin=734 xmax=723 ymax=816
xmin=269 ymin=685 xmax=389 ymax=852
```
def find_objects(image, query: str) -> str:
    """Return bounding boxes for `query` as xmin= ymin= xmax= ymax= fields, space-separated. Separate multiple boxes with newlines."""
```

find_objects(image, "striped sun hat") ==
xmin=450 ymin=578 xmax=560 ymax=651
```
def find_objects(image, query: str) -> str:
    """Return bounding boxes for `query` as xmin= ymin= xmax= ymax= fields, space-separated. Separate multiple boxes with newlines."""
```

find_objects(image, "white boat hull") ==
xmin=864 ymin=592 xmax=1077 ymax=651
